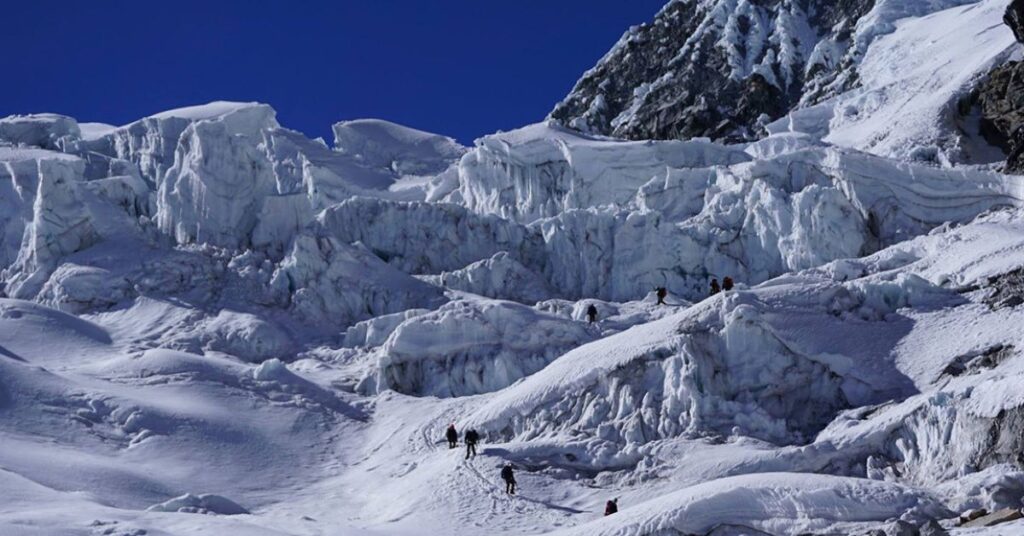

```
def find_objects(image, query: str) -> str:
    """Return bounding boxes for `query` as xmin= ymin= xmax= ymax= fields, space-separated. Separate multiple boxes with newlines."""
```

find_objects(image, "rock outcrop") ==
xmin=547 ymin=0 xmax=883 ymax=142
xmin=971 ymin=0 xmax=1024 ymax=173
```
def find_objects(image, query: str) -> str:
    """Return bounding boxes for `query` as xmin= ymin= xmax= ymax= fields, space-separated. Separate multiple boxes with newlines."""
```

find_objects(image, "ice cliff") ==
xmin=4 ymin=1 xmax=1024 ymax=534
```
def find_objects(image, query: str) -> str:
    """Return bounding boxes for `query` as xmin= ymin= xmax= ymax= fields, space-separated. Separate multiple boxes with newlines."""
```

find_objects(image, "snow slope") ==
xmin=4 ymin=1 xmax=1024 ymax=534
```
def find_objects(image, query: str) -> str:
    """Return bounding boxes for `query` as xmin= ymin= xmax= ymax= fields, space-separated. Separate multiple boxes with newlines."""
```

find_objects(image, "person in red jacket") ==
xmin=604 ymin=498 xmax=618 ymax=515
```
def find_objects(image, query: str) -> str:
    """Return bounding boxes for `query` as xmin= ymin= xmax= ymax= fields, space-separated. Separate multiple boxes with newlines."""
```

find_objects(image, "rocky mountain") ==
xmin=974 ymin=0 xmax=1024 ymax=172
xmin=549 ymin=0 xmax=1003 ymax=152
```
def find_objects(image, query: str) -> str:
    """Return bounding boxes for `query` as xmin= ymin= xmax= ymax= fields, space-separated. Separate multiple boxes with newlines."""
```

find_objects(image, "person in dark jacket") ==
xmin=604 ymin=498 xmax=618 ymax=516
xmin=465 ymin=428 xmax=480 ymax=459
xmin=586 ymin=304 xmax=598 ymax=324
xmin=710 ymin=278 xmax=721 ymax=296
xmin=656 ymin=287 xmax=667 ymax=305
xmin=722 ymin=276 xmax=734 ymax=291
xmin=445 ymin=424 xmax=458 ymax=449
xmin=501 ymin=463 xmax=516 ymax=494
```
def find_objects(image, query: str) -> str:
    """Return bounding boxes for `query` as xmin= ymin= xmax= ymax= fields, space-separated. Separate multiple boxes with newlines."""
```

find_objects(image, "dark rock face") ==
xmin=972 ymin=62 xmax=1024 ymax=173
xmin=549 ymin=0 xmax=874 ymax=142
xmin=1006 ymin=0 xmax=1024 ymax=43
xmin=941 ymin=344 xmax=1015 ymax=378
xmin=983 ymin=268 xmax=1024 ymax=309
xmin=972 ymin=0 xmax=1024 ymax=173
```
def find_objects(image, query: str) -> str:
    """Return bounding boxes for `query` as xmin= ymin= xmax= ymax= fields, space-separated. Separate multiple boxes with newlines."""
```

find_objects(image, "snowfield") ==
xmin=4 ymin=1 xmax=1024 ymax=535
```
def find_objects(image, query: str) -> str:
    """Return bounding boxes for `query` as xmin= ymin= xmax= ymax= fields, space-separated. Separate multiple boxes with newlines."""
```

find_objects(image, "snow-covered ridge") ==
xmin=550 ymin=0 xmax=1018 ymax=169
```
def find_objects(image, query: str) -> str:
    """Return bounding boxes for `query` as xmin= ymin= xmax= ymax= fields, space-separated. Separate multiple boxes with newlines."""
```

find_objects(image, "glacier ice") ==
xmin=363 ymin=296 xmax=594 ymax=397
xmin=3 ymin=3 xmax=1024 ymax=531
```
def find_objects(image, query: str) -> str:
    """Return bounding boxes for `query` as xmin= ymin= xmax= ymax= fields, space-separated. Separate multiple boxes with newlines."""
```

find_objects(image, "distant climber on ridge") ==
xmin=710 ymin=278 xmax=721 ymax=296
xmin=723 ymin=276 xmax=734 ymax=291
xmin=604 ymin=498 xmax=618 ymax=516
xmin=464 ymin=428 xmax=479 ymax=459
xmin=586 ymin=304 xmax=598 ymax=324
xmin=445 ymin=424 xmax=458 ymax=449
xmin=501 ymin=463 xmax=516 ymax=495
xmin=656 ymin=287 xmax=667 ymax=305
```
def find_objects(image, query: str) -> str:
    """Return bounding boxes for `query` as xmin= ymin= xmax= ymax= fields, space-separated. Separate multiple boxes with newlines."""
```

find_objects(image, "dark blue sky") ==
xmin=1 ymin=1 xmax=665 ymax=144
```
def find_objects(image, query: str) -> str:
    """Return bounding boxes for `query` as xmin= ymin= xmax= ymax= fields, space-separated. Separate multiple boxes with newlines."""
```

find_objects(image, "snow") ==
xmin=5 ymin=2 xmax=1024 ymax=534
xmin=147 ymin=100 xmax=272 ymax=122
xmin=456 ymin=121 xmax=751 ymax=224
xmin=147 ymin=492 xmax=250 ymax=515
xmin=826 ymin=0 xmax=1016 ymax=164
xmin=366 ymin=296 xmax=595 ymax=397
xmin=332 ymin=118 xmax=466 ymax=177
xmin=548 ymin=473 xmax=951 ymax=536
xmin=77 ymin=121 xmax=118 ymax=140
xmin=0 ymin=113 xmax=81 ymax=150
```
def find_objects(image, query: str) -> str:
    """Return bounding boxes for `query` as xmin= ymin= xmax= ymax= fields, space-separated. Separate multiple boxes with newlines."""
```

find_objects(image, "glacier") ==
xmin=4 ymin=1 xmax=1024 ymax=535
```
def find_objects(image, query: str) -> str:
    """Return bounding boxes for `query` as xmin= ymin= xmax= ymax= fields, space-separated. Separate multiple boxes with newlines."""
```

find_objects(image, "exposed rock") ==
xmin=970 ymin=0 xmax=1024 ymax=173
xmin=958 ymin=508 xmax=989 ymax=524
xmin=972 ymin=60 xmax=1024 ymax=172
xmin=983 ymin=268 xmax=1024 ymax=309
xmin=941 ymin=344 xmax=1015 ymax=378
xmin=918 ymin=519 xmax=949 ymax=536
xmin=960 ymin=507 xmax=1023 ymax=527
xmin=549 ymin=0 xmax=887 ymax=142
xmin=1006 ymin=0 xmax=1024 ymax=43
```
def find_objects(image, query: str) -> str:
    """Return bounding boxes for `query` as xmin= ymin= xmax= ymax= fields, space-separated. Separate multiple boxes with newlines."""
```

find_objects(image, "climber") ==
xmin=446 ymin=424 xmax=458 ymax=449
xmin=465 ymin=428 xmax=480 ymax=459
xmin=501 ymin=463 xmax=517 ymax=495
xmin=710 ymin=278 xmax=721 ymax=296
xmin=586 ymin=304 xmax=598 ymax=324
xmin=723 ymin=276 xmax=734 ymax=291
xmin=656 ymin=287 xmax=667 ymax=305
xmin=604 ymin=498 xmax=618 ymax=516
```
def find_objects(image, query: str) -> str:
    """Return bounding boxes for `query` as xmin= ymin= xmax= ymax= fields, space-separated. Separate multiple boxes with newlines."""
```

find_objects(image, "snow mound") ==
xmin=147 ymin=101 xmax=271 ymax=123
xmin=36 ymin=263 xmax=135 ymax=314
xmin=422 ymin=251 xmax=554 ymax=304
xmin=456 ymin=121 xmax=750 ymax=224
xmin=332 ymin=118 xmax=466 ymax=177
xmin=270 ymin=232 xmax=446 ymax=328
xmin=466 ymin=267 xmax=947 ymax=449
xmin=0 ymin=298 xmax=112 ymax=353
xmin=319 ymin=196 xmax=540 ymax=275
xmin=366 ymin=297 xmax=594 ymax=397
xmin=439 ymin=122 xmax=1024 ymax=302
xmin=146 ymin=492 xmax=249 ymax=515
xmin=342 ymin=308 xmax=431 ymax=349
xmin=0 ymin=113 xmax=81 ymax=150
xmin=549 ymin=473 xmax=950 ymax=536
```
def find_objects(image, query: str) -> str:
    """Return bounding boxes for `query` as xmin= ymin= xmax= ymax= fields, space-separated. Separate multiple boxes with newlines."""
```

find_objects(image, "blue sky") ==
xmin=1 ymin=1 xmax=665 ymax=144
